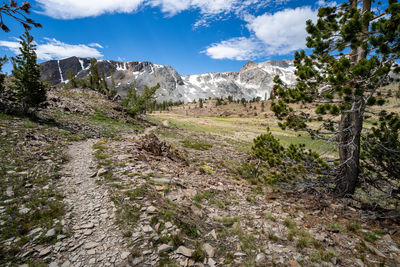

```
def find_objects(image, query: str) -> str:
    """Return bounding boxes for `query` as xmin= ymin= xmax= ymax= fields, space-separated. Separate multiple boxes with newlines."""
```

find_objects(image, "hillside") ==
xmin=1 ymin=85 xmax=399 ymax=266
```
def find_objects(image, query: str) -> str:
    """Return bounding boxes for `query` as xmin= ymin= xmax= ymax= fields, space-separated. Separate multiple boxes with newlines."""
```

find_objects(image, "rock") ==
xmin=151 ymin=178 xmax=171 ymax=184
xmin=97 ymin=168 xmax=108 ymax=177
xmin=191 ymin=205 xmax=203 ymax=217
xmin=81 ymin=222 xmax=94 ymax=229
xmin=142 ymin=225 xmax=153 ymax=233
xmin=45 ymin=228 xmax=56 ymax=238
xmin=143 ymin=250 xmax=152 ymax=255
xmin=364 ymin=242 xmax=385 ymax=258
xmin=165 ymin=222 xmax=173 ymax=229
xmin=255 ymin=253 xmax=267 ymax=265
xmin=208 ymin=230 xmax=217 ymax=240
xmin=6 ymin=186 xmax=14 ymax=197
xmin=19 ymin=206 xmax=30 ymax=215
xmin=176 ymin=246 xmax=194 ymax=257
xmin=202 ymin=243 xmax=215 ymax=257
xmin=84 ymin=242 xmax=99 ymax=249
xmin=158 ymin=244 xmax=173 ymax=253
xmin=208 ymin=258 xmax=216 ymax=267
xmin=88 ymin=258 xmax=96 ymax=264
xmin=130 ymin=257 xmax=143 ymax=265
xmin=393 ymin=255 xmax=400 ymax=265
xmin=39 ymin=246 xmax=52 ymax=257
xmin=147 ymin=206 xmax=157 ymax=213
xmin=121 ymin=251 xmax=130 ymax=260
xmin=87 ymin=249 xmax=96 ymax=255
xmin=288 ymin=260 xmax=301 ymax=267
xmin=28 ymin=227 xmax=43 ymax=236
xmin=83 ymin=229 xmax=93 ymax=236
xmin=49 ymin=262 xmax=59 ymax=267
xmin=234 ymin=252 xmax=246 ymax=257
xmin=355 ymin=259 xmax=365 ymax=267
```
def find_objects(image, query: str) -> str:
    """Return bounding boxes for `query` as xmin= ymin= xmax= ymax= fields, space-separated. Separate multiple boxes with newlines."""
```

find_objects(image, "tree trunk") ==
xmin=335 ymin=0 xmax=371 ymax=197
xmin=335 ymin=104 xmax=364 ymax=196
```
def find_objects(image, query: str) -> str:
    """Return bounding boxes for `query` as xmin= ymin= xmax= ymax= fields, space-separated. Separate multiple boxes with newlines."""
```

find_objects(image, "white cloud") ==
xmin=247 ymin=6 xmax=317 ymax=55
xmin=203 ymin=6 xmax=318 ymax=60
xmin=35 ymin=0 xmax=145 ymax=19
xmin=0 ymin=38 xmax=103 ymax=61
xmin=35 ymin=0 xmax=274 ymax=21
xmin=89 ymin=43 xmax=104 ymax=49
xmin=203 ymin=37 xmax=264 ymax=60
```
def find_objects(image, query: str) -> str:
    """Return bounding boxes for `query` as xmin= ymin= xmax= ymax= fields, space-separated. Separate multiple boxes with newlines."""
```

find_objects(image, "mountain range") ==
xmin=40 ymin=57 xmax=297 ymax=102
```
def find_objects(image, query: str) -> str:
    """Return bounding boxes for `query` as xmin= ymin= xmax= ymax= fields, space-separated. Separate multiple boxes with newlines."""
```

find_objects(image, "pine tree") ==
xmin=88 ymin=58 xmax=100 ymax=90
xmin=271 ymin=0 xmax=400 ymax=197
xmin=0 ymin=56 xmax=7 ymax=93
xmin=0 ymin=1 xmax=42 ymax=32
xmin=123 ymin=84 xmax=160 ymax=117
xmin=11 ymin=30 xmax=46 ymax=114
xmin=67 ymin=70 xmax=77 ymax=88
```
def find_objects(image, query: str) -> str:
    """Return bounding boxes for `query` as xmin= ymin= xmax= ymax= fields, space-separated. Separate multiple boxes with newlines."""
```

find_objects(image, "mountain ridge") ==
xmin=40 ymin=57 xmax=297 ymax=102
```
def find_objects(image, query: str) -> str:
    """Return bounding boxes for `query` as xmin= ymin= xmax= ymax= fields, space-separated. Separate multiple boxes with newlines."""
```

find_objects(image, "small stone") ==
xmin=364 ymin=242 xmax=385 ymax=258
xmin=191 ymin=205 xmax=203 ymax=217
xmin=49 ymin=262 xmax=58 ymax=267
xmin=147 ymin=206 xmax=157 ymax=213
xmin=208 ymin=230 xmax=217 ymax=240
xmin=19 ymin=206 xmax=30 ymax=215
xmin=57 ymin=235 xmax=66 ymax=240
xmin=202 ymin=243 xmax=215 ymax=258
xmin=130 ymin=257 xmax=143 ymax=265
xmin=121 ymin=251 xmax=130 ymax=260
xmin=208 ymin=258 xmax=216 ymax=267
xmin=142 ymin=225 xmax=153 ymax=233
xmin=6 ymin=186 xmax=14 ymax=197
xmin=158 ymin=244 xmax=173 ymax=253
xmin=60 ymin=260 xmax=71 ymax=267
xmin=88 ymin=258 xmax=96 ymax=264
xmin=234 ymin=252 xmax=246 ymax=257
xmin=165 ymin=222 xmax=173 ymax=229
xmin=39 ymin=247 xmax=52 ymax=257
xmin=288 ymin=260 xmax=301 ymax=267
xmin=45 ymin=229 xmax=56 ymax=238
xmin=97 ymin=168 xmax=108 ymax=177
xmin=176 ymin=246 xmax=193 ymax=257
xmin=83 ymin=229 xmax=93 ymax=236
xmin=81 ymin=223 xmax=94 ymax=229
xmin=84 ymin=242 xmax=99 ymax=249
xmin=87 ymin=249 xmax=96 ymax=255
xmin=255 ymin=253 xmax=267 ymax=265
xmin=355 ymin=259 xmax=365 ymax=267
xmin=28 ymin=227 xmax=43 ymax=236
xmin=143 ymin=250 xmax=152 ymax=255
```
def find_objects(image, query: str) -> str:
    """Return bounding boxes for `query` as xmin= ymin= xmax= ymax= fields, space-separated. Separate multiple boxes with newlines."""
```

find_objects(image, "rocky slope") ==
xmin=40 ymin=57 xmax=296 ymax=102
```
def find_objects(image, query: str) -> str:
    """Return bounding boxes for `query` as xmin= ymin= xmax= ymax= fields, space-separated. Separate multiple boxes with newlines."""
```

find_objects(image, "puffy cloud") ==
xmin=0 ymin=38 xmax=103 ymax=60
xmin=203 ymin=6 xmax=318 ymax=60
xmin=35 ymin=0 xmax=145 ymax=19
xmin=203 ymin=37 xmax=264 ymax=60
xmin=36 ymin=0 xmax=271 ymax=20
xmin=247 ymin=6 xmax=318 ymax=55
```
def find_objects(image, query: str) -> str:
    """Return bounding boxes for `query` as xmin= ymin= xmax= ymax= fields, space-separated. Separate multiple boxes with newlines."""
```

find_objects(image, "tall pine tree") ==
xmin=0 ymin=56 xmax=7 ymax=93
xmin=11 ymin=30 xmax=46 ymax=114
xmin=271 ymin=0 xmax=400 ymax=197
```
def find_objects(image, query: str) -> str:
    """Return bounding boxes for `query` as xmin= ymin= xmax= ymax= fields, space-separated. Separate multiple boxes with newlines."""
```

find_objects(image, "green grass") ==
xmin=181 ymin=138 xmax=213 ymax=151
xmin=0 ymin=114 xmax=67 ymax=265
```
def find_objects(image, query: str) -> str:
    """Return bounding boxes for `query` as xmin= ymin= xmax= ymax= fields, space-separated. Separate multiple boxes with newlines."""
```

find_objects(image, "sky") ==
xmin=0 ymin=0 xmax=329 ymax=75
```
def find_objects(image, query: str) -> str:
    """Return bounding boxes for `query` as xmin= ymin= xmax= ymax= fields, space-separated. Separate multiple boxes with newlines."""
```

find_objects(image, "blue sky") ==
xmin=0 ymin=0 xmax=326 ymax=75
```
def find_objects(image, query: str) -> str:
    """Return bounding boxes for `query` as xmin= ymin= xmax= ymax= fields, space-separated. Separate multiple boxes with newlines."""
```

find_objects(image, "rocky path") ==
xmin=51 ymin=139 xmax=130 ymax=267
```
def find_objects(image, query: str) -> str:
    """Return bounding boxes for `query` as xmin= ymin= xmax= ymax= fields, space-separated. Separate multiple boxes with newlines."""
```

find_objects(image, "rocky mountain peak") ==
xmin=40 ymin=57 xmax=297 ymax=102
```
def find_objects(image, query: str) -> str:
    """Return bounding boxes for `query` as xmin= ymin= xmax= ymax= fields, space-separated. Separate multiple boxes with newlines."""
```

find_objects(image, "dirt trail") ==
xmin=52 ymin=139 xmax=130 ymax=267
